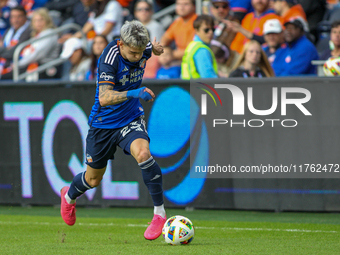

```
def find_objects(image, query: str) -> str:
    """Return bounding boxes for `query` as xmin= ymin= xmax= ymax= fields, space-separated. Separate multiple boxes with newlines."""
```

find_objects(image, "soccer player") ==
xmin=60 ymin=20 xmax=166 ymax=240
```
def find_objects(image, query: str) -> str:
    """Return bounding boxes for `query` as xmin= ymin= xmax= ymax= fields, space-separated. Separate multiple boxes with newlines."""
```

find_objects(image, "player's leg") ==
xmin=130 ymin=138 xmax=167 ymax=240
xmin=61 ymin=126 xmax=115 ymax=226
xmin=66 ymin=165 xmax=106 ymax=203
xmin=60 ymin=165 xmax=106 ymax=226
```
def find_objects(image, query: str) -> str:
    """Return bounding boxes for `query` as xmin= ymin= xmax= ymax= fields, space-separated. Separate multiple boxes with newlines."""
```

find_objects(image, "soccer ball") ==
xmin=162 ymin=215 xmax=195 ymax=245
xmin=323 ymin=57 xmax=340 ymax=76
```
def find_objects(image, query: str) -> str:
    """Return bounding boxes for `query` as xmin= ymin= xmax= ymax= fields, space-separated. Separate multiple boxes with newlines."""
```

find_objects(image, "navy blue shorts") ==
xmin=85 ymin=116 xmax=150 ymax=169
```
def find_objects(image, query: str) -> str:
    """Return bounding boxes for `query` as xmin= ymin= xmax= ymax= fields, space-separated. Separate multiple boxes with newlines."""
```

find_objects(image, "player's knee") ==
xmin=87 ymin=176 xmax=103 ymax=187
xmin=136 ymin=148 xmax=151 ymax=163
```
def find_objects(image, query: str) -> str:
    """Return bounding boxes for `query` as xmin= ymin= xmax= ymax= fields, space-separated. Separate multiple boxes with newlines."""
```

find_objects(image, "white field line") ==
xmin=0 ymin=221 xmax=337 ymax=233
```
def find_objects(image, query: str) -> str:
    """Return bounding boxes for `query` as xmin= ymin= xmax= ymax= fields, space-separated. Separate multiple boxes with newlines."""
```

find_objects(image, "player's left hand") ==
xmin=143 ymin=87 xmax=155 ymax=102
xmin=152 ymin=37 xmax=164 ymax=56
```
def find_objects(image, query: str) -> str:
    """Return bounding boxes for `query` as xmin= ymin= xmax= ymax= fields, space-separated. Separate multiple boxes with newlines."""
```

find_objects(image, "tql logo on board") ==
xmin=196 ymin=83 xmax=312 ymax=128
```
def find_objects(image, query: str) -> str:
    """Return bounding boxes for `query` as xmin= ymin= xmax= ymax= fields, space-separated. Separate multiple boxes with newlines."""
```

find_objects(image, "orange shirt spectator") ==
xmin=163 ymin=13 xmax=197 ymax=53
xmin=230 ymin=9 xmax=280 ymax=53
xmin=272 ymin=0 xmax=307 ymax=24
xmin=282 ymin=4 xmax=306 ymax=23
xmin=161 ymin=0 xmax=197 ymax=60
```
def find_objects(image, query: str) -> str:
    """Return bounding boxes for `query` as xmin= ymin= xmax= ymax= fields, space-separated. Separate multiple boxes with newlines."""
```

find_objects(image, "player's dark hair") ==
xmin=193 ymin=14 xmax=214 ymax=30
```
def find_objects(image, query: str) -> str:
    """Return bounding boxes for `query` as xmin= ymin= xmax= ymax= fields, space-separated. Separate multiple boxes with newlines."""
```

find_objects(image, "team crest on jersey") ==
xmin=139 ymin=58 xmax=146 ymax=68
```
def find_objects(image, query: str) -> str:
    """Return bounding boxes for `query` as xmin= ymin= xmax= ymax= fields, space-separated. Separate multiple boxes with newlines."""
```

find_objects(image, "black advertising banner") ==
xmin=1 ymin=78 xmax=340 ymax=211
xmin=190 ymin=79 xmax=340 ymax=178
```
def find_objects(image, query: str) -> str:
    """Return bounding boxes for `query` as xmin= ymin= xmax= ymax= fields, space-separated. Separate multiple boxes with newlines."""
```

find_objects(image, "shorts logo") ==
xmin=120 ymin=121 xmax=144 ymax=137
xmin=86 ymin=154 xmax=93 ymax=163
xmin=100 ymin=72 xmax=114 ymax=81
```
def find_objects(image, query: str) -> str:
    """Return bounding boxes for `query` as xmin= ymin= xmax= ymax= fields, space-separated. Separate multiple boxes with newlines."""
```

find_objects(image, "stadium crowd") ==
xmin=0 ymin=0 xmax=339 ymax=80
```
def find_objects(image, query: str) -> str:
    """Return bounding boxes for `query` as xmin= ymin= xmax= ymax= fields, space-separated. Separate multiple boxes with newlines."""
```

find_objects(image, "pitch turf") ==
xmin=0 ymin=206 xmax=339 ymax=255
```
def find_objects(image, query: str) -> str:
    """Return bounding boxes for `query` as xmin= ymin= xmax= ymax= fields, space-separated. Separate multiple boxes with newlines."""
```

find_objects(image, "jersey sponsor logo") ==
xmin=100 ymin=72 xmax=114 ymax=81
xmin=129 ymin=69 xmax=144 ymax=83
xmin=119 ymin=75 xmax=129 ymax=85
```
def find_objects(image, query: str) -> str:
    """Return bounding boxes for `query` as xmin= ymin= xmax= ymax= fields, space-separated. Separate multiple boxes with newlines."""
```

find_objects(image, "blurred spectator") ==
xmin=142 ymin=28 xmax=160 ymax=79
xmin=60 ymin=37 xmax=91 ymax=81
xmin=320 ymin=20 xmax=340 ymax=60
xmin=326 ymin=0 xmax=338 ymax=5
xmin=20 ymin=0 xmax=49 ymax=17
xmin=161 ymin=0 xmax=197 ymax=61
xmin=299 ymin=0 xmax=326 ymax=41
xmin=262 ymin=19 xmax=284 ymax=64
xmin=229 ymin=40 xmax=275 ymax=77
xmin=72 ymin=0 xmax=95 ymax=27
xmin=154 ymin=0 xmax=174 ymax=12
xmin=58 ymin=0 xmax=96 ymax=44
xmin=0 ymin=0 xmax=11 ymax=37
xmin=45 ymin=0 xmax=79 ymax=26
xmin=209 ymin=0 xmax=238 ymax=48
xmin=156 ymin=46 xmax=181 ymax=79
xmin=134 ymin=0 xmax=164 ymax=78
xmin=272 ymin=18 xmax=319 ymax=76
xmin=229 ymin=0 xmax=253 ymax=22
xmin=117 ymin=0 xmax=133 ymax=8
xmin=226 ymin=0 xmax=281 ymax=54
xmin=2 ymin=7 xmax=60 ymax=80
xmin=210 ymin=39 xmax=239 ymax=77
xmin=86 ymin=34 xmax=108 ymax=80
xmin=74 ymin=0 xmax=123 ymax=42
xmin=181 ymin=14 xmax=218 ymax=79
xmin=134 ymin=0 xmax=164 ymax=41
xmin=0 ymin=5 xmax=30 ymax=77
xmin=271 ymin=0 xmax=307 ymax=24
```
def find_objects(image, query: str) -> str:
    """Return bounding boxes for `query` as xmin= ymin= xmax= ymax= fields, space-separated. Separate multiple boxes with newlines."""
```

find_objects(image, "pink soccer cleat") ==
xmin=60 ymin=186 xmax=76 ymax=226
xmin=144 ymin=214 xmax=167 ymax=240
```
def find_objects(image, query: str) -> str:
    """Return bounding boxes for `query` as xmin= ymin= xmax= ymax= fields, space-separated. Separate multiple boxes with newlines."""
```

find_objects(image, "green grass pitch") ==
xmin=0 ymin=206 xmax=339 ymax=255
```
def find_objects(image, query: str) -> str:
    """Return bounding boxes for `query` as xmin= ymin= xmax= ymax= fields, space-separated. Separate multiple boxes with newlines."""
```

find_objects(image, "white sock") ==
xmin=154 ymin=204 xmax=166 ymax=218
xmin=65 ymin=192 xmax=76 ymax=204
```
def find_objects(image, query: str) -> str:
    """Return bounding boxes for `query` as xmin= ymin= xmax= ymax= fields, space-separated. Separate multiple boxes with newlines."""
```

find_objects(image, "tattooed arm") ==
xmin=98 ymin=85 xmax=128 ymax=107
xmin=99 ymin=85 xmax=156 ymax=107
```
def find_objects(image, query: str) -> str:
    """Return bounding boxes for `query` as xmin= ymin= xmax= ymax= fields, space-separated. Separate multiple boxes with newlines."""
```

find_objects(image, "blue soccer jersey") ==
xmin=88 ymin=39 xmax=152 ymax=129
